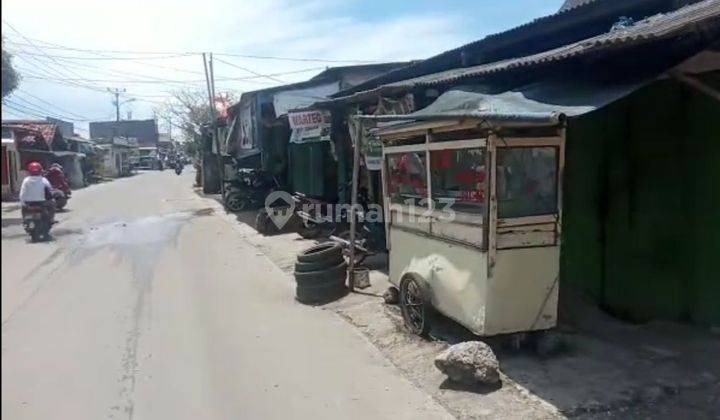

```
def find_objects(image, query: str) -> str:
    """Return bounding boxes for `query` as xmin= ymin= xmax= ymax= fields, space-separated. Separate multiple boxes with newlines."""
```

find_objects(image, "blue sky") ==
xmin=2 ymin=0 xmax=564 ymax=136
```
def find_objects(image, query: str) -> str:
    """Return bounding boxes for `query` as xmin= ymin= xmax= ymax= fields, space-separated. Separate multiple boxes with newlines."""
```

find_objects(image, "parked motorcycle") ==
xmin=328 ymin=186 xmax=386 ymax=265
xmin=174 ymin=163 xmax=183 ymax=175
xmin=22 ymin=203 xmax=52 ymax=242
xmin=223 ymin=169 xmax=279 ymax=212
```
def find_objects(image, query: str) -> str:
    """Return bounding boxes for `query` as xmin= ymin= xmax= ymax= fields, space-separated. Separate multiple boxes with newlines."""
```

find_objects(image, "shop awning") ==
xmin=366 ymin=75 xmax=652 ymax=127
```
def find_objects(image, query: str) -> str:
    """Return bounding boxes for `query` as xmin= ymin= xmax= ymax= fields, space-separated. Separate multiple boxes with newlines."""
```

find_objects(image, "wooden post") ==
xmin=348 ymin=114 xmax=362 ymax=291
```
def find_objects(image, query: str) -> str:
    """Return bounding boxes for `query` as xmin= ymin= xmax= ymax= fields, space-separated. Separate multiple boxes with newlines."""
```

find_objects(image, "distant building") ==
xmin=94 ymin=137 xmax=138 ymax=178
xmin=157 ymin=132 xmax=175 ymax=155
xmin=45 ymin=117 xmax=74 ymax=137
xmin=89 ymin=119 xmax=158 ymax=147
xmin=1 ymin=120 xmax=86 ymax=191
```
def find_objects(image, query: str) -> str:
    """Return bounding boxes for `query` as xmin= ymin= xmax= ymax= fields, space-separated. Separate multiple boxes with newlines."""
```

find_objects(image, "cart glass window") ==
xmin=497 ymin=147 xmax=558 ymax=218
xmin=430 ymin=148 xmax=487 ymax=216
xmin=386 ymin=152 xmax=428 ymax=206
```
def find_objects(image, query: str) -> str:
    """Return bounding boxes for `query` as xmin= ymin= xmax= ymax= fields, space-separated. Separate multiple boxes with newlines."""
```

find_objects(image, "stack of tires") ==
xmin=295 ymin=242 xmax=348 ymax=304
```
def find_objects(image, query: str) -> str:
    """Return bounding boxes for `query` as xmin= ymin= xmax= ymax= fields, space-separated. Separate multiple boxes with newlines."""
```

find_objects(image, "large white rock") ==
xmin=434 ymin=341 xmax=500 ymax=384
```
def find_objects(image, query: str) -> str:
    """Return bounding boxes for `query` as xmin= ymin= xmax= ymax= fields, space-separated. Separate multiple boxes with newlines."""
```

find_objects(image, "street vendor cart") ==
xmin=365 ymin=87 xmax=568 ymax=337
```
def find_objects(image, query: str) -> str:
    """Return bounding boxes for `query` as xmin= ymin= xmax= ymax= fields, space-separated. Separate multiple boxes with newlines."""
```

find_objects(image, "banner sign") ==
xmin=288 ymin=110 xmax=331 ymax=144
xmin=289 ymin=110 xmax=329 ymax=129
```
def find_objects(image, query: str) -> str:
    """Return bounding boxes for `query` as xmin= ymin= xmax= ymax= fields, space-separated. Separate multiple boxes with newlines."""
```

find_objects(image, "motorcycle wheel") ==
xmin=30 ymin=227 xmax=41 ymax=243
xmin=298 ymin=220 xmax=322 ymax=239
xmin=55 ymin=198 xmax=67 ymax=210
xmin=225 ymin=192 xmax=248 ymax=213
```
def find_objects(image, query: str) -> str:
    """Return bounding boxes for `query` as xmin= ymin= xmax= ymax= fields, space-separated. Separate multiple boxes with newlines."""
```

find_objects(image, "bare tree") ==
xmin=155 ymin=89 xmax=237 ymax=157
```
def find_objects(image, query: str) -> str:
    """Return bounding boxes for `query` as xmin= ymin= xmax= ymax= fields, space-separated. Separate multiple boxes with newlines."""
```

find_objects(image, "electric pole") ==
xmin=203 ymin=52 xmax=224 ymax=196
xmin=107 ymin=87 xmax=126 ymax=122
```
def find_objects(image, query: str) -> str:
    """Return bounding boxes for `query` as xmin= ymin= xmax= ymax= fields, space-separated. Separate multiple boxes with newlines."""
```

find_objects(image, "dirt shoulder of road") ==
xmin=211 ymin=202 xmax=720 ymax=420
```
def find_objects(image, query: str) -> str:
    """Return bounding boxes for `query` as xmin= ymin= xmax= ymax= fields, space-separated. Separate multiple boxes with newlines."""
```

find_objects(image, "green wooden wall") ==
xmin=561 ymin=76 xmax=720 ymax=326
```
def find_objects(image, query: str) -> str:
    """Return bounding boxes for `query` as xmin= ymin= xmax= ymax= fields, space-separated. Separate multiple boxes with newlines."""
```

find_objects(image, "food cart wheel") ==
xmin=399 ymin=276 xmax=432 ymax=337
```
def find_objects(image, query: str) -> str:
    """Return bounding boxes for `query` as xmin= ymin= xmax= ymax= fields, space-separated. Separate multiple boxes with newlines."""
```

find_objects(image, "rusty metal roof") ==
xmin=1 ymin=121 xmax=60 ymax=149
xmin=324 ymin=0 xmax=720 ymax=106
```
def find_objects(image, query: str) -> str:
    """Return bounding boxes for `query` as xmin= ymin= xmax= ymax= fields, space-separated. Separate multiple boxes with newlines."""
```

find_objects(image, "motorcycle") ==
xmin=52 ymin=189 xmax=69 ymax=210
xmin=223 ymin=169 xmax=279 ymax=212
xmin=328 ymin=186 xmax=387 ymax=265
xmin=22 ymin=203 xmax=52 ymax=242
xmin=174 ymin=163 xmax=183 ymax=175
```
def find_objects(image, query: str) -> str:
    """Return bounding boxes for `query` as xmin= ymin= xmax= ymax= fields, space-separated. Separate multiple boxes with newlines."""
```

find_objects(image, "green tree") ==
xmin=1 ymin=37 xmax=20 ymax=98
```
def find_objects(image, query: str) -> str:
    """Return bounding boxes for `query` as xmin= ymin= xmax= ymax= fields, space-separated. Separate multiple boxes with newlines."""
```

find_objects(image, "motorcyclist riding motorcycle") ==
xmin=174 ymin=160 xmax=183 ymax=175
xmin=19 ymin=162 xmax=56 ymax=241
xmin=46 ymin=163 xmax=71 ymax=195
xmin=45 ymin=163 xmax=71 ymax=210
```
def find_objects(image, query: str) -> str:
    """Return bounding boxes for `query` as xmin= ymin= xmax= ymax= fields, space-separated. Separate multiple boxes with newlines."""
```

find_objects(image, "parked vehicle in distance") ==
xmin=136 ymin=156 xmax=163 ymax=170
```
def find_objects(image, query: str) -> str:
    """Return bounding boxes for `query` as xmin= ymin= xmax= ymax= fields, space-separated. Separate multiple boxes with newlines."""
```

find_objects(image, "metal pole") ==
xmin=348 ymin=114 xmax=362 ymax=292
xmin=202 ymin=53 xmax=224 ymax=196
xmin=107 ymin=87 xmax=126 ymax=122
xmin=209 ymin=54 xmax=225 ymax=197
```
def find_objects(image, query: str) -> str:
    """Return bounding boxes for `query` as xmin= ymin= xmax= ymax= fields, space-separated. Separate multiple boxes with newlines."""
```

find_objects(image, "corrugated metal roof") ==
xmin=2 ymin=121 xmax=60 ymax=148
xmin=365 ymin=76 xmax=649 ymax=127
xmin=326 ymin=0 xmax=720 ymax=105
xmin=559 ymin=0 xmax=597 ymax=13
xmin=331 ymin=0 xmax=687 ymax=98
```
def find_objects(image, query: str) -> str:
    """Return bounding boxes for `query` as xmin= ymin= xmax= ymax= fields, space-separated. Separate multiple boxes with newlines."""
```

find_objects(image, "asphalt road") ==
xmin=1 ymin=170 xmax=451 ymax=420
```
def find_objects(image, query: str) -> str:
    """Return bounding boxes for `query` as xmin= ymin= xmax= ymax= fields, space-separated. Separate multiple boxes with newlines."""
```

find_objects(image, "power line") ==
xmin=10 ymin=48 xmax=323 ymax=87
xmin=213 ymin=56 xmax=285 ymax=84
xmin=3 ymin=99 xmax=79 ymax=121
xmin=2 ymin=31 xmax=381 ymax=64
xmin=3 ymin=98 xmax=102 ymax=123
xmin=2 ymin=21 xmax=107 ymax=92
xmin=12 ymin=62 xmax=110 ymax=93
xmin=16 ymin=71 xmax=322 ymax=85
xmin=9 ymin=95 xmax=87 ymax=121
xmin=14 ymin=89 xmax=93 ymax=120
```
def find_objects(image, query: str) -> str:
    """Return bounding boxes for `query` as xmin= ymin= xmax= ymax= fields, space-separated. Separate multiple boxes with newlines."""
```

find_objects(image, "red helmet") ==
xmin=27 ymin=162 xmax=43 ymax=176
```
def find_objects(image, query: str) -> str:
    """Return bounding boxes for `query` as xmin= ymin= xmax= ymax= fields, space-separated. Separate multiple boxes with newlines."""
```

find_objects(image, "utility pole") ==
xmin=107 ymin=87 xmax=126 ymax=122
xmin=202 ymin=53 xmax=224 ymax=196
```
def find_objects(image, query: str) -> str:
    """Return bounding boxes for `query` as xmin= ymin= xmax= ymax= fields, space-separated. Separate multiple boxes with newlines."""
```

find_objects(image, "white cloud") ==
xmin=0 ymin=0 xmax=546 ymax=135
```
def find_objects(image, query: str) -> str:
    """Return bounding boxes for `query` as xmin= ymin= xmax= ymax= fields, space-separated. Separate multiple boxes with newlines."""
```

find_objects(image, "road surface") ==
xmin=1 ymin=170 xmax=451 ymax=420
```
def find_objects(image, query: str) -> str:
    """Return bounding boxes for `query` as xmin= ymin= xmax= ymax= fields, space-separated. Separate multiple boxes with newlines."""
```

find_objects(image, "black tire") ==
xmin=298 ymin=220 xmax=322 ymax=239
xmin=294 ymin=261 xmax=347 ymax=286
xmin=255 ymin=211 xmax=273 ymax=235
xmin=296 ymin=281 xmax=348 ymax=305
xmin=296 ymin=242 xmax=342 ymax=263
xmin=225 ymin=192 xmax=248 ymax=212
xmin=399 ymin=276 xmax=433 ymax=337
xmin=294 ymin=254 xmax=344 ymax=273
xmin=30 ymin=228 xmax=41 ymax=243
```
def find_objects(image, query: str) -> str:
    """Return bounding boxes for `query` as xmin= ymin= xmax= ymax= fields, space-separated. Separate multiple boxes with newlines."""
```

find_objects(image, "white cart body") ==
xmin=379 ymin=120 xmax=565 ymax=336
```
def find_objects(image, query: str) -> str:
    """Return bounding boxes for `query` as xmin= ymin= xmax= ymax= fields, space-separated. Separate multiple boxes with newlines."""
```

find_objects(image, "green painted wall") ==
xmin=561 ymin=77 xmax=720 ymax=326
xmin=288 ymin=141 xmax=337 ymax=199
